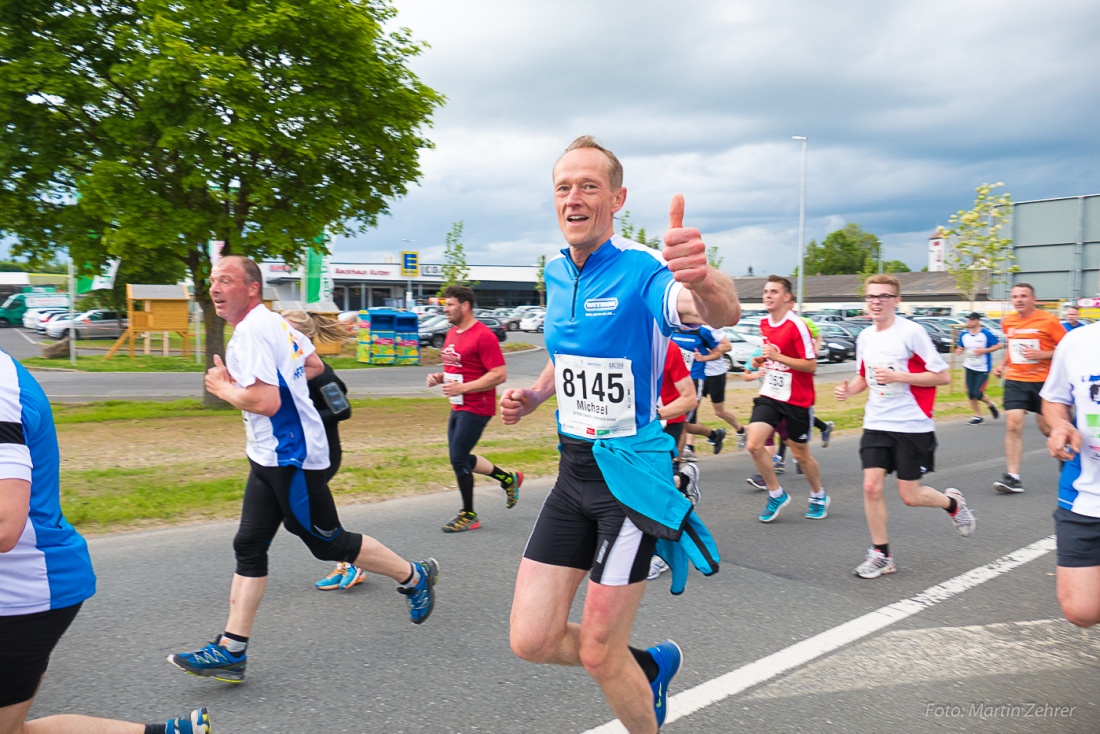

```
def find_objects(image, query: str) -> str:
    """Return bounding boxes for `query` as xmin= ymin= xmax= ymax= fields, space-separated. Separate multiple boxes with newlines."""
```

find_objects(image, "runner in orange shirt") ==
xmin=991 ymin=283 xmax=1067 ymax=493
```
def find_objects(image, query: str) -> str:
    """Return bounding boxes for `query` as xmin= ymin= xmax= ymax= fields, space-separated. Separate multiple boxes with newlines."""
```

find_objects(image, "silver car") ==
xmin=47 ymin=310 xmax=127 ymax=339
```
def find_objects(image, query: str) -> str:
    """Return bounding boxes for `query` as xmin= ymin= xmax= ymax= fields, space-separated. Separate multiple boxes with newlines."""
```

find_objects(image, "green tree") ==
xmin=944 ymin=184 xmax=1017 ymax=310
xmin=0 ymin=0 xmax=442 ymax=400
xmin=619 ymin=210 xmax=661 ymax=248
xmin=438 ymin=221 xmax=477 ymax=294
xmin=801 ymin=223 xmax=883 ymax=275
xmin=534 ymin=253 xmax=547 ymax=307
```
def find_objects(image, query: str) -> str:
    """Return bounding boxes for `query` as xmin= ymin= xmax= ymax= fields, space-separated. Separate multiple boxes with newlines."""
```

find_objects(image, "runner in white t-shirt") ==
xmin=168 ymin=256 xmax=439 ymax=685
xmin=835 ymin=274 xmax=976 ymax=579
xmin=1040 ymin=320 xmax=1100 ymax=628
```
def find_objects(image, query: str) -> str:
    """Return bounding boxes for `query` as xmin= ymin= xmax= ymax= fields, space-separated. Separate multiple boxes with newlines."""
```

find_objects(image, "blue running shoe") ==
xmin=166 ymin=707 xmax=211 ymax=734
xmin=647 ymin=640 xmax=683 ymax=729
xmin=759 ymin=491 xmax=791 ymax=523
xmin=316 ymin=562 xmax=350 ymax=590
xmin=168 ymin=639 xmax=247 ymax=683
xmin=805 ymin=494 xmax=830 ymax=520
xmin=339 ymin=563 xmax=367 ymax=590
xmin=399 ymin=558 xmax=439 ymax=625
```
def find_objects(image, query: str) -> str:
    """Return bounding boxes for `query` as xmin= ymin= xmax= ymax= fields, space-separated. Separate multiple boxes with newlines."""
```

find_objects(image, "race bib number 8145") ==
xmin=555 ymin=354 xmax=636 ymax=438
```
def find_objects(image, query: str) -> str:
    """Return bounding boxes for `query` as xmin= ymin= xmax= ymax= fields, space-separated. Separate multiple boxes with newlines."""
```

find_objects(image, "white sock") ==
xmin=398 ymin=562 xmax=421 ymax=589
xmin=810 ymin=490 xmax=826 ymax=499
xmin=1009 ymin=473 xmax=1021 ymax=481
xmin=768 ymin=488 xmax=785 ymax=499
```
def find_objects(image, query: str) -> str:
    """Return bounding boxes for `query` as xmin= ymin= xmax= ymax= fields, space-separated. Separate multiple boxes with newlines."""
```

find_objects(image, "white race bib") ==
xmin=759 ymin=367 xmax=792 ymax=402
xmin=963 ymin=348 xmax=986 ymax=371
xmin=867 ymin=362 xmax=905 ymax=398
xmin=1009 ymin=338 xmax=1040 ymax=365
xmin=555 ymin=354 xmax=636 ymax=438
xmin=444 ymin=372 xmax=464 ymax=405
xmin=679 ymin=347 xmax=695 ymax=372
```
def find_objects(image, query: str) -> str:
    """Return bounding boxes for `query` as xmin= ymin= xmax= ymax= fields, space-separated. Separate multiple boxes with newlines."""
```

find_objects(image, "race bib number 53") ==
xmin=555 ymin=354 xmax=636 ymax=438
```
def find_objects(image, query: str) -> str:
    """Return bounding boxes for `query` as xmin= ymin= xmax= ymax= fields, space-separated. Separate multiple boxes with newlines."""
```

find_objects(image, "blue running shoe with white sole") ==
xmin=168 ymin=639 xmax=246 ymax=683
xmin=759 ymin=491 xmax=791 ymax=523
xmin=399 ymin=558 xmax=439 ymax=624
xmin=647 ymin=640 xmax=683 ymax=729
xmin=166 ymin=706 xmax=211 ymax=734
xmin=805 ymin=494 xmax=830 ymax=520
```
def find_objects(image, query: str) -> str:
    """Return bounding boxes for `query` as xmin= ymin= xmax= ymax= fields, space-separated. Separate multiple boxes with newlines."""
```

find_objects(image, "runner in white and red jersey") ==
xmin=836 ymin=274 xmax=976 ymax=580
xmin=746 ymin=275 xmax=828 ymax=523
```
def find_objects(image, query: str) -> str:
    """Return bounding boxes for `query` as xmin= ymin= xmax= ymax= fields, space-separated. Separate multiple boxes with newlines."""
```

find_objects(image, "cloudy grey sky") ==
xmin=335 ymin=0 xmax=1100 ymax=274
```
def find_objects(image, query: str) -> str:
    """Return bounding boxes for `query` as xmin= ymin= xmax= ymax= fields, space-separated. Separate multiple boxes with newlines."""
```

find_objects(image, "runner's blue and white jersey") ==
xmin=0 ymin=349 xmax=96 ymax=615
xmin=544 ymin=236 xmax=686 ymax=439
xmin=670 ymin=325 xmax=720 ymax=380
xmin=1039 ymin=322 xmax=1100 ymax=518
xmin=226 ymin=304 xmax=329 ymax=470
xmin=957 ymin=327 xmax=999 ymax=372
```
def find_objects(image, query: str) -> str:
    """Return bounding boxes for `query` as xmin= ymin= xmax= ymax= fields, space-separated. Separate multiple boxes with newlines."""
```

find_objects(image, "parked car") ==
xmin=914 ymin=315 xmax=1004 ymax=342
xmin=36 ymin=311 xmax=79 ymax=334
xmin=915 ymin=320 xmax=955 ymax=353
xmin=816 ymin=324 xmax=858 ymax=362
xmin=720 ymin=328 xmax=759 ymax=372
xmin=419 ymin=315 xmax=507 ymax=348
xmin=728 ymin=319 xmax=764 ymax=347
xmin=23 ymin=307 xmax=68 ymax=330
xmin=493 ymin=308 xmax=523 ymax=331
xmin=519 ymin=310 xmax=545 ymax=332
xmin=47 ymin=310 xmax=127 ymax=339
xmin=476 ymin=316 xmax=508 ymax=342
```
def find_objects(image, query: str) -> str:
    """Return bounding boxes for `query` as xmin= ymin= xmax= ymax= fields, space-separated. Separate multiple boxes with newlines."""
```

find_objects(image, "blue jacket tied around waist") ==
xmin=591 ymin=421 xmax=720 ymax=594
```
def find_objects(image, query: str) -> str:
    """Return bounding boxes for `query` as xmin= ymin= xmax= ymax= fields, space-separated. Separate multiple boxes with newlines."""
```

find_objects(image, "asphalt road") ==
xmin=27 ymin=420 xmax=1100 ymax=733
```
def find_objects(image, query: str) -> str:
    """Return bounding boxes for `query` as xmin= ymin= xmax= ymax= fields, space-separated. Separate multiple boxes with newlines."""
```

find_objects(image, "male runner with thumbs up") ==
xmin=168 ymin=255 xmax=438 ymax=685
xmin=835 ymin=274 xmax=976 ymax=580
xmin=501 ymin=136 xmax=739 ymax=733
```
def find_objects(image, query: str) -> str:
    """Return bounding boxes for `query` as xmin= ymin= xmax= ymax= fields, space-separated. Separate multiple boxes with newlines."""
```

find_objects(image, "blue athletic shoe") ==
xmin=759 ymin=491 xmax=791 ymax=523
xmin=399 ymin=558 xmax=439 ymax=625
xmin=647 ymin=640 xmax=683 ymax=729
xmin=339 ymin=563 xmax=367 ymax=590
xmin=166 ymin=707 xmax=211 ymax=734
xmin=316 ymin=562 xmax=350 ymax=591
xmin=168 ymin=639 xmax=247 ymax=683
xmin=805 ymin=494 xmax=830 ymax=520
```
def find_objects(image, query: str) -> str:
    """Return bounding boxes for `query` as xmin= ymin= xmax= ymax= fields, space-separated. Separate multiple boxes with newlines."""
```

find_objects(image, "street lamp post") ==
xmin=792 ymin=136 xmax=808 ymax=312
xmin=402 ymin=239 xmax=415 ymax=309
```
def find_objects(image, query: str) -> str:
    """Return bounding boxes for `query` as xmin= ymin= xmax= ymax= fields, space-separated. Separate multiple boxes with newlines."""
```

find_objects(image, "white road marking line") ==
xmin=581 ymin=536 xmax=1056 ymax=734
xmin=16 ymin=329 xmax=40 ymax=345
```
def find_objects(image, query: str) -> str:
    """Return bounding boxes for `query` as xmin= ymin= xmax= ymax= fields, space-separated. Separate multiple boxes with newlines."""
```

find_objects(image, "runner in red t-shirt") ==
xmin=746 ymin=275 xmax=828 ymax=523
xmin=426 ymin=286 xmax=523 ymax=532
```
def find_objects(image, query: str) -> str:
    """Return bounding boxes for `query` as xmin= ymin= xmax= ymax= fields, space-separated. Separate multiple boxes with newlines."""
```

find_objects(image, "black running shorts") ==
xmin=1003 ymin=379 xmax=1044 ymax=414
xmin=750 ymin=395 xmax=813 ymax=444
xmin=1054 ymin=507 xmax=1100 ymax=568
xmin=0 ymin=603 xmax=81 ymax=707
xmin=523 ymin=436 xmax=657 ymax=586
xmin=859 ymin=429 xmax=937 ymax=481
xmin=702 ymin=373 xmax=727 ymax=403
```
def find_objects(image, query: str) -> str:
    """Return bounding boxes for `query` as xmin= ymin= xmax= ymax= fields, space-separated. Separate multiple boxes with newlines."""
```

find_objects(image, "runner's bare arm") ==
xmin=444 ymin=365 xmax=506 ymax=397
xmin=0 ymin=478 xmax=31 ymax=553
xmin=872 ymin=367 xmax=949 ymax=387
xmin=1043 ymin=399 xmax=1081 ymax=461
xmin=304 ymin=352 xmax=324 ymax=380
xmin=658 ymin=375 xmax=698 ymax=421
xmin=762 ymin=343 xmax=816 ymax=374
xmin=204 ymin=355 xmax=282 ymax=416
xmin=500 ymin=358 xmax=556 ymax=425
xmin=835 ymin=375 xmax=867 ymax=401
xmin=665 ymin=195 xmax=741 ymax=328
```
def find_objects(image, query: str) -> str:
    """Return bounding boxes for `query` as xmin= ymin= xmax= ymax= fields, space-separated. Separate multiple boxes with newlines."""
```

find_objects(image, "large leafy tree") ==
xmin=944 ymin=183 xmax=1016 ymax=310
xmin=0 ymin=0 xmax=442 ymax=391
xmin=801 ymin=223 xmax=883 ymax=276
